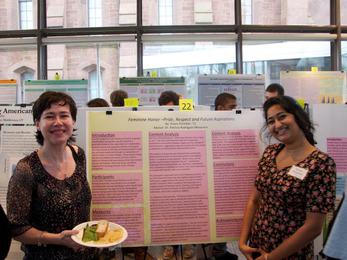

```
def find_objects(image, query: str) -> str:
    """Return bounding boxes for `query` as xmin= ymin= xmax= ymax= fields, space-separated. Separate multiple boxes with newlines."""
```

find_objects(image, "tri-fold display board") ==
xmin=81 ymin=109 xmax=264 ymax=246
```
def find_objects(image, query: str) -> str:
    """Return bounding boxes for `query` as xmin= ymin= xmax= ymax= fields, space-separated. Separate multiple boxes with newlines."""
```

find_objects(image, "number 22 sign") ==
xmin=179 ymin=99 xmax=194 ymax=111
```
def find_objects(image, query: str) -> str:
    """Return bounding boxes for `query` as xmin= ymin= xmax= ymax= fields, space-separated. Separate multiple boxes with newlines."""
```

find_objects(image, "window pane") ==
xmin=46 ymin=0 xmax=124 ymax=28
xmin=119 ymin=42 xmax=137 ymax=77
xmin=143 ymin=40 xmax=236 ymax=101
xmin=0 ymin=43 xmax=37 ymax=103
xmin=243 ymin=41 xmax=331 ymax=82
xmin=341 ymin=0 xmax=347 ymax=24
xmin=244 ymin=0 xmax=330 ymax=25
xmin=341 ymin=42 xmax=347 ymax=70
xmin=19 ymin=0 xmax=34 ymax=29
xmin=0 ymin=0 xmax=36 ymax=30
xmin=143 ymin=0 xmax=235 ymax=25
xmin=88 ymin=0 xmax=102 ymax=27
xmin=46 ymin=40 xmax=136 ymax=101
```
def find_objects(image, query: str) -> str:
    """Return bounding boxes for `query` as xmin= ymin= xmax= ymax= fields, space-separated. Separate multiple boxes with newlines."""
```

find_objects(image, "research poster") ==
xmin=197 ymin=74 xmax=265 ymax=108
xmin=86 ymin=110 xmax=263 ymax=246
xmin=0 ymin=105 xmax=37 ymax=210
xmin=280 ymin=71 xmax=346 ymax=104
xmin=312 ymin=104 xmax=347 ymax=197
xmin=0 ymin=80 xmax=17 ymax=104
xmin=120 ymin=77 xmax=186 ymax=106
xmin=24 ymin=80 xmax=89 ymax=107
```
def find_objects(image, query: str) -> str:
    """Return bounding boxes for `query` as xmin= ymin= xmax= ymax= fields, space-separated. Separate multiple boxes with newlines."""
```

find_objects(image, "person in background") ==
xmin=110 ymin=89 xmax=128 ymax=107
xmin=158 ymin=90 xmax=180 ymax=106
xmin=239 ymin=96 xmax=336 ymax=260
xmin=214 ymin=92 xmax=237 ymax=111
xmin=86 ymin=98 xmax=109 ymax=107
xmin=264 ymin=83 xmax=284 ymax=100
xmin=0 ymin=203 xmax=11 ymax=260
xmin=7 ymin=91 xmax=97 ymax=260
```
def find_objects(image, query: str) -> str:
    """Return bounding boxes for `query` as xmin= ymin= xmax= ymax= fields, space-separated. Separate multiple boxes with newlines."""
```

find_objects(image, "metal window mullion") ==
xmin=331 ymin=0 xmax=341 ymax=71
xmin=235 ymin=0 xmax=242 ymax=74
xmin=37 ymin=0 xmax=47 ymax=80
xmin=137 ymin=0 xmax=143 ymax=76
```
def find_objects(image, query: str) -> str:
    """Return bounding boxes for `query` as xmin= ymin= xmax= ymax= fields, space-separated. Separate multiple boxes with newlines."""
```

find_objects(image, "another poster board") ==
xmin=120 ymin=77 xmax=186 ymax=106
xmin=0 ymin=105 xmax=37 ymax=209
xmin=196 ymin=74 xmax=265 ymax=108
xmin=280 ymin=71 xmax=346 ymax=104
xmin=311 ymin=104 xmax=347 ymax=256
xmin=84 ymin=109 xmax=264 ymax=246
xmin=312 ymin=104 xmax=347 ymax=197
xmin=0 ymin=79 xmax=17 ymax=104
xmin=24 ymin=80 xmax=89 ymax=106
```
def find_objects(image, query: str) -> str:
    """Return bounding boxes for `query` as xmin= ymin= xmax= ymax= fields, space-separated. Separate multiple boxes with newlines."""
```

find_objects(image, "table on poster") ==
xmin=85 ymin=110 xmax=264 ymax=246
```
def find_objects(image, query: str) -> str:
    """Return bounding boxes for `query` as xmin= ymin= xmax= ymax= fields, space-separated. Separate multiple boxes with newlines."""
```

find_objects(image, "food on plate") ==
xmin=96 ymin=220 xmax=109 ymax=238
xmin=81 ymin=220 xmax=123 ymax=244
xmin=82 ymin=224 xmax=98 ymax=242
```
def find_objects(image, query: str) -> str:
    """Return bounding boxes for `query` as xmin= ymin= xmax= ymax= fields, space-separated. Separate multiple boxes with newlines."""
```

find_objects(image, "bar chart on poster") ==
xmin=280 ymin=71 xmax=346 ymax=104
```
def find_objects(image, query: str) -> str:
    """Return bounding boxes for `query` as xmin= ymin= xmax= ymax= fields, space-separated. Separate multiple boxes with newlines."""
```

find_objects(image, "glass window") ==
xmin=143 ymin=0 xmax=235 ymax=25
xmin=0 ymin=46 xmax=36 ymax=80
xmin=20 ymin=70 xmax=34 ymax=103
xmin=341 ymin=41 xmax=347 ymax=70
xmin=119 ymin=0 xmax=136 ymax=25
xmin=119 ymin=42 xmax=137 ymax=77
xmin=88 ymin=0 xmax=102 ymax=27
xmin=46 ymin=0 xmax=119 ymax=28
xmin=242 ymin=0 xmax=252 ymax=24
xmin=46 ymin=41 xmax=135 ymax=99
xmin=19 ymin=0 xmax=33 ymax=29
xmin=0 ymin=44 xmax=36 ymax=103
xmin=143 ymin=40 xmax=236 ymax=100
xmin=245 ymin=0 xmax=329 ymax=25
xmin=159 ymin=0 xmax=173 ymax=25
xmin=341 ymin=0 xmax=347 ymax=24
xmin=89 ymin=69 xmax=103 ymax=99
xmin=243 ymin=41 xmax=331 ymax=82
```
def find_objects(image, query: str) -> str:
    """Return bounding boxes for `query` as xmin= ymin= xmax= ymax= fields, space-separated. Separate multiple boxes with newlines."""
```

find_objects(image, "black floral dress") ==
xmin=7 ymin=145 xmax=96 ymax=260
xmin=249 ymin=143 xmax=336 ymax=260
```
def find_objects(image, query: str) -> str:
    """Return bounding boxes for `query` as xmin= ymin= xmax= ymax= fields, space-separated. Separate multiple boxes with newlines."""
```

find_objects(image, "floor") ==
xmin=5 ymin=241 xmax=246 ymax=260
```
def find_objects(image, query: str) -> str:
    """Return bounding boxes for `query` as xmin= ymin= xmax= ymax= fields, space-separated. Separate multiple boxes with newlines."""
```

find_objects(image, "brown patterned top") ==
xmin=249 ymin=143 xmax=336 ymax=260
xmin=7 ymin=145 xmax=96 ymax=260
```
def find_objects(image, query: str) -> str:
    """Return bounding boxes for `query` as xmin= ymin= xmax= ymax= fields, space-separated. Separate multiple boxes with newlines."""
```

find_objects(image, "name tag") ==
xmin=287 ymin=165 xmax=308 ymax=180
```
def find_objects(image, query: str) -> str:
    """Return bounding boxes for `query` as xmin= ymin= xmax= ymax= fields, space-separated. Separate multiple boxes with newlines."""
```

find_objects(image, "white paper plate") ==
xmin=71 ymin=220 xmax=128 ymax=248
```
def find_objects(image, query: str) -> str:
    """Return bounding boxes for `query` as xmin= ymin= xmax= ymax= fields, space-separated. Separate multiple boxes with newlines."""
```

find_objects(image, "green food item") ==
xmin=82 ymin=224 xmax=98 ymax=242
